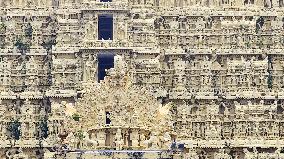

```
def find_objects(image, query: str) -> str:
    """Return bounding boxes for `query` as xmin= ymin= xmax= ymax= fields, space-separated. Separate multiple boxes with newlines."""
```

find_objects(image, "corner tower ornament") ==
xmin=64 ymin=55 xmax=174 ymax=150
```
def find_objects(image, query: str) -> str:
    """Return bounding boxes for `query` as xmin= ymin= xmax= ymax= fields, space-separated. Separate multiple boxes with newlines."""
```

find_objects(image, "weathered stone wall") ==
xmin=0 ymin=0 xmax=284 ymax=158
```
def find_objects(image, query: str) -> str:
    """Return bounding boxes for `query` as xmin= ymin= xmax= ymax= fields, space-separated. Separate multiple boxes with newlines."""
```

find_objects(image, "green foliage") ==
xmin=267 ymin=73 xmax=273 ymax=89
xmin=75 ymin=130 xmax=85 ymax=140
xmin=72 ymin=113 xmax=80 ymax=121
xmin=245 ymin=42 xmax=251 ymax=48
xmin=14 ymin=38 xmax=30 ymax=51
xmin=0 ymin=40 xmax=5 ymax=49
xmin=41 ymin=38 xmax=56 ymax=50
xmin=39 ymin=119 xmax=49 ymax=139
xmin=267 ymin=55 xmax=273 ymax=89
xmin=257 ymin=40 xmax=264 ymax=48
xmin=7 ymin=119 xmax=21 ymax=140
xmin=24 ymin=23 xmax=33 ymax=37
xmin=0 ymin=23 xmax=6 ymax=32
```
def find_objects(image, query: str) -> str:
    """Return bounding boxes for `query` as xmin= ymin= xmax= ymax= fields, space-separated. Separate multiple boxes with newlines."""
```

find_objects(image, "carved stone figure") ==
xmin=162 ymin=132 xmax=172 ymax=149
xmin=10 ymin=148 xmax=28 ymax=159
xmin=271 ymin=17 xmax=283 ymax=30
xmin=64 ymin=132 xmax=77 ymax=149
xmin=185 ymin=149 xmax=199 ymax=159
xmin=97 ymin=130 xmax=106 ymax=147
xmin=146 ymin=131 xmax=160 ymax=149
xmin=84 ymin=54 xmax=97 ymax=81
xmin=114 ymin=128 xmax=123 ymax=150
xmin=117 ymin=21 xmax=126 ymax=40
xmin=264 ymin=0 xmax=272 ymax=7
xmin=85 ymin=21 xmax=95 ymax=40
xmin=196 ymin=17 xmax=206 ymax=30
xmin=130 ymin=130 xmax=139 ymax=147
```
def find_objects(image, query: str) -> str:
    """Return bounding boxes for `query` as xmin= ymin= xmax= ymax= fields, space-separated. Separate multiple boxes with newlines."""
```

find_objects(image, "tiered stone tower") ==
xmin=0 ymin=0 xmax=284 ymax=158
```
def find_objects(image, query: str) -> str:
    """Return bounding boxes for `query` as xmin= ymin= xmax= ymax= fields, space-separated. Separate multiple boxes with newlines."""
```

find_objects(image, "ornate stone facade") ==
xmin=0 ymin=0 xmax=284 ymax=158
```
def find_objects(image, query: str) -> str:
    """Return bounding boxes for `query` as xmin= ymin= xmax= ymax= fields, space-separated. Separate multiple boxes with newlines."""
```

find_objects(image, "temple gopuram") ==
xmin=0 ymin=0 xmax=284 ymax=158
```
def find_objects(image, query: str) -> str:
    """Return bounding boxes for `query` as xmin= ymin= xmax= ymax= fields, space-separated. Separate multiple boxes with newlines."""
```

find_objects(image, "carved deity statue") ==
xmin=117 ymin=21 xmax=127 ymax=41
xmin=85 ymin=21 xmax=96 ymax=40
xmin=97 ymin=109 xmax=105 ymax=127
xmin=214 ymin=149 xmax=232 ymax=159
xmin=186 ymin=149 xmax=199 ymax=159
xmin=264 ymin=0 xmax=272 ymax=7
xmin=113 ymin=55 xmax=127 ymax=76
xmin=64 ymin=132 xmax=77 ymax=149
xmin=146 ymin=131 xmax=160 ymax=149
xmin=244 ymin=148 xmax=258 ymax=159
xmin=97 ymin=130 xmax=106 ymax=147
xmin=169 ymin=18 xmax=179 ymax=30
xmin=11 ymin=148 xmax=28 ymax=159
xmin=271 ymin=17 xmax=283 ymax=30
xmin=196 ymin=17 xmax=206 ymax=30
xmin=131 ymin=130 xmax=139 ymax=147
xmin=162 ymin=132 xmax=172 ymax=149
xmin=114 ymin=128 xmax=124 ymax=150
xmin=84 ymin=54 xmax=97 ymax=81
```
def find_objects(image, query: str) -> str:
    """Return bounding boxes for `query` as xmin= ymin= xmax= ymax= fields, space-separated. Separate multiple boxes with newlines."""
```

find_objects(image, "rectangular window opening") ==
xmin=98 ymin=14 xmax=113 ymax=40
xmin=100 ymin=0 xmax=112 ymax=2
xmin=98 ymin=53 xmax=114 ymax=82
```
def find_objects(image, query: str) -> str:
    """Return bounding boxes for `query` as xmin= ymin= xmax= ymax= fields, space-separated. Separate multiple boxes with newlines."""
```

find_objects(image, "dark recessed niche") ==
xmin=98 ymin=14 xmax=113 ymax=40
xmin=106 ymin=111 xmax=111 ymax=125
xmin=98 ymin=53 xmax=114 ymax=82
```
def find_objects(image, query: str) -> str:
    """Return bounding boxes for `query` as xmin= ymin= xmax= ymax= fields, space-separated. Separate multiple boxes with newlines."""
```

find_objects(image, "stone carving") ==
xmin=117 ymin=20 xmax=127 ymax=41
xmin=0 ymin=0 xmax=283 ymax=158
xmin=85 ymin=20 xmax=96 ymax=40
xmin=60 ymin=55 xmax=173 ymax=151
xmin=130 ymin=129 xmax=139 ymax=147
xmin=271 ymin=16 xmax=283 ymax=30
xmin=83 ymin=54 xmax=97 ymax=81
xmin=264 ymin=0 xmax=272 ymax=8
xmin=114 ymin=128 xmax=123 ymax=150
xmin=8 ymin=148 xmax=29 ymax=159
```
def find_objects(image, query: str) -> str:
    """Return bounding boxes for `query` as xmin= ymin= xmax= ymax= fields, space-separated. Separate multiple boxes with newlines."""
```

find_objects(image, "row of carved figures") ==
xmin=185 ymin=148 xmax=284 ymax=159
xmin=156 ymin=16 xmax=283 ymax=31
xmin=1 ymin=147 xmax=284 ymax=159
xmin=156 ymin=0 xmax=284 ymax=8
xmin=0 ymin=0 xmax=283 ymax=8
xmin=177 ymin=120 xmax=284 ymax=139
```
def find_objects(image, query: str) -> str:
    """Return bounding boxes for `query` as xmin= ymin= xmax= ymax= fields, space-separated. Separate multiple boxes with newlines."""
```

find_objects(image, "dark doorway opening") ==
xmin=98 ymin=53 xmax=114 ymax=82
xmin=100 ymin=0 xmax=112 ymax=2
xmin=98 ymin=14 xmax=113 ymax=40
xmin=106 ymin=111 xmax=111 ymax=125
